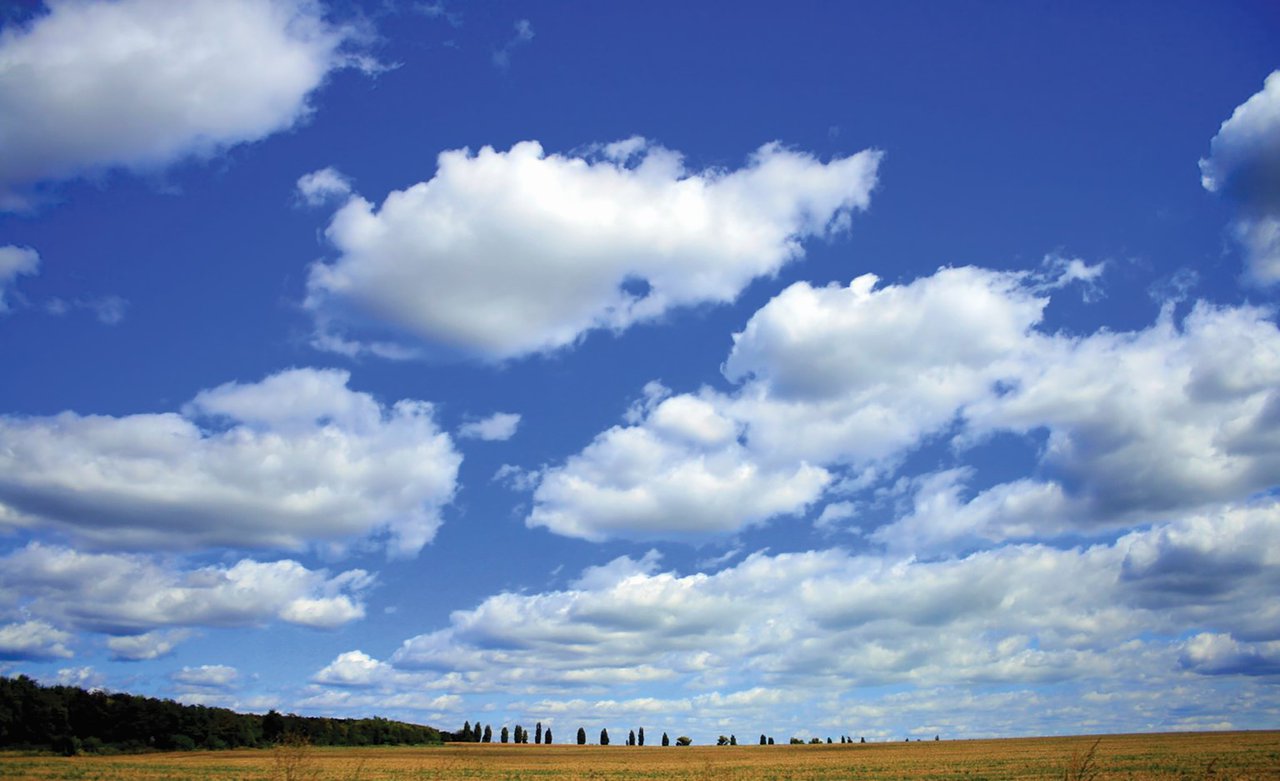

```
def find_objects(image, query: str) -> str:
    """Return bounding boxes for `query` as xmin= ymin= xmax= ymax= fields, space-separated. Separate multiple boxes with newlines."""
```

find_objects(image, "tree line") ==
xmin=0 ymin=675 xmax=442 ymax=755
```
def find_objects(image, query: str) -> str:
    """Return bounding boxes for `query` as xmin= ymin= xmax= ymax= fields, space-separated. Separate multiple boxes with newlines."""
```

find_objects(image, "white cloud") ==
xmin=52 ymin=666 xmax=103 ymax=689
xmin=107 ymin=629 xmax=191 ymax=661
xmin=528 ymin=267 xmax=1045 ymax=541
xmin=296 ymin=166 xmax=353 ymax=207
xmin=527 ymin=264 xmax=1280 ymax=543
xmin=0 ymin=620 xmax=73 ymax=660
xmin=0 ymin=245 xmax=39 ymax=312
xmin=0 ymin=0 xmax=372 ymax=198
xmin=305 ymin=139 xmax=881 ymax=360
xmin=1180 ymin=633 xmax=1280 ymax=677
xmin=458 ymin=412 xmax=521 ymax=441
xmin=528 ymin=389 xmax=831 ymax=541
xmin=1199 ymin=70 xmax=1280 ymax=285
xmin=330 ymin=501 xmax=1279 ymax=737
xmin=0 ymin=367 xmax=461 ymax=557
xmin=965 ymin=300 xmax=1280 ymax=525
xmin=44 ymin=294 xmax=129 ymax=324
xmin=0 ymin=543 xmax=374 ymax=634
xmin=174 ymin=664 xmax=240 ymax=689
xmin=492 ymin=18 xmax=533 ymax=70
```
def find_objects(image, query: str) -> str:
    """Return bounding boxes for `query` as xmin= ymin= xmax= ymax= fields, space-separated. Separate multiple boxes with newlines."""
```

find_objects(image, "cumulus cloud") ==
xmin=0 ymin=0 xmax=374 ymax=200
xmin=173 ymin=664 xmax=240 ymax=689
xmin=1199 ymin=70 xmax=1280 ymax=285
xmin=1180 ymin=633 xmax=1280 ymax=677
xmin=305 ymin=139 xmax=881 ymax=360
xmin=526 ymin=264 xmax=1280 ymax=543
xmin=0 ymin=619 xmax=73 ymax=660
xmin=458 ymin=412 xmax=521 ymax=441
xmin=0 ymin=543 xmax=374 ymax=634
xmin=296 ymin=166 xmax=353 ymax=207
xmin=0 ymin=367 xmax=461 ymax=557
xmin=315 ymin=501 xmax=1277 ymax=737
xmin=0 ymin=245 xmax=39 ymax=312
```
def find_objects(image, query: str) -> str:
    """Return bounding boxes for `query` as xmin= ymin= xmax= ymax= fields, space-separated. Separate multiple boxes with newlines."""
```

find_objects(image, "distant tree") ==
xmin=935 ymin=735 xmax=940 ymax=741
xmin=628 ymin=730 xmax=635 ymax=746
xmin=577 ymin=727 xmax=586 ymax=745
xmin=600 ymin=728 xmax=609 ymax=746
xmin=730 ymin=735 xmax=737 ymax=746
xmin=661 ymin=732 xmax=670 ymax=747
xmin=545 ymin=728 xmax=552 ymax=744
xmin=676 ymin=736 xmax=692 ymax=746
xmin=501 ymin=726 xmax=509 ymax=744
xmin=638 ymin=727 xmax=644 ymax=746
xmin=760 ymin=734 xmax=767 ymax=746
xmin=263 ymin=710 xmax=286 ymax=743
xmin=860 ymin=737 xmax=865 ymax=744
xmin=535 ymin=722 xmax=542 ymax=745
xmin=717 ymin=735 xmax=729 ymax=746
xmin=827 ymin=737 xmax=832 ymax=744
xmin=810 ymin=737 xmax=822 ymax=744
xmin=790 ymin=738 xmax=803 ymax=745
xmin=462 ymin=721 xmax=472 ymax=742
xmin=515 ymin=725 xmax=523 ymax=744
xmin=475 ymin=720 xmax=484 ymax=742
xmin=768 ymin=737 xmax=775 ymax=745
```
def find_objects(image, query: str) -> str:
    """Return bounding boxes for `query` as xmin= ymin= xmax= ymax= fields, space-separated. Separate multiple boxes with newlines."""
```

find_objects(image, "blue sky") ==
xmin=1 ymin=0 xmax=1279 ymax=743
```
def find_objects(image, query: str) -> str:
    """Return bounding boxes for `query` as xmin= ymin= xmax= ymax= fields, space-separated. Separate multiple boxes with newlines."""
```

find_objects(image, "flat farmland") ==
xmin=1 ymin=731 xmax=1277 ymax=780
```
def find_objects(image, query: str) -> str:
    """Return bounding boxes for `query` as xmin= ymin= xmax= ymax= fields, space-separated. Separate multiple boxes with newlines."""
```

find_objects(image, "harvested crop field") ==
xmin=1 ymin=731 xmax=1277 ymax=780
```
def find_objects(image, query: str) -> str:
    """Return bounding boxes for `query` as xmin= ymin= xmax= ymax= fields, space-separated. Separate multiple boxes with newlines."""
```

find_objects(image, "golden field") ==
xmin=1 ymin=731 xmax=1277 ymax=780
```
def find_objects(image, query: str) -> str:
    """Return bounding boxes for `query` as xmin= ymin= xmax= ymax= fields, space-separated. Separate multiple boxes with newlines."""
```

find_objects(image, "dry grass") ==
xmin=0 ymin=730 xmax=1277 ymax=780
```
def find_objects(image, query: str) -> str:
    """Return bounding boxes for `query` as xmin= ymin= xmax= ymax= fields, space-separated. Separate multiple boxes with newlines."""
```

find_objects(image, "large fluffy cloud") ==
xmin=0 ymin=0 xmax=370 ymax=196
xmin=1200 ymin=70 xmax=1280 ymax=285
xmin=0 ymin=542 xmax=374 ymax=636
xmin=308 ymin=500 xmax=1278 ymax=737
xmin=526 ymin=265 xmax=1280 ymax=543
xmin=305 ymin=138 xmax=881 ymax=360
xmin=0 ymin=367 xmax=461 ymax=557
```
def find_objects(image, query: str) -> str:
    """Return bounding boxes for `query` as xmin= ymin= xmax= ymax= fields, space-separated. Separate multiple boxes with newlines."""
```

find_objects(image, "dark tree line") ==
xmin=0 ymin=675 xmax=442 ymax=755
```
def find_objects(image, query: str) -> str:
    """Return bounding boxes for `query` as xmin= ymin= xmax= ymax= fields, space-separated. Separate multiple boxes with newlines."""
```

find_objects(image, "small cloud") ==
xmin=815 ymin=501 xmax=857 ymax=532
xmin=494 ymin=464 xmax=542 ymax=491
xmin=53 ymin=666 xmax=104 ymax=689
xmin=1036 ymin=253 xmax=1106 ymax=301
xmin=459 ymin=412 xmax=521 ymax=441
xmin=416 ymin=1 xmax=462 ymax=28
xmin=492 ymin=19 xmax=534 ymax=70
xmin=46 ymin=295 xmax=128 ymax=324
xmin=107 ymin=630 xmax=192 ymax=661
xmin=296 ymin=167 xmax=354 ymax=207
xmin=173 ymin=664 xmax=240 ymax=689
xmin=0 ymin=245 xmax=40 ymax=313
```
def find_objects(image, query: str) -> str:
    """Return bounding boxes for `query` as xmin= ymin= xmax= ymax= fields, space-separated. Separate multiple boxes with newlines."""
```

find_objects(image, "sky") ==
xmin=1 ymin=0 xmax=1279 ymax=744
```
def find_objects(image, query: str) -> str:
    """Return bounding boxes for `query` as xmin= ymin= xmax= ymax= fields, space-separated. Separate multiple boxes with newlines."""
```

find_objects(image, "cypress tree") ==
xmin=483 ymin=725 xmax=492 ymax=743
xmin=545 ymin=727 xmax=553 ymax=744
xmin=638 ymin=727 xmax=644 ymax=746
xmin=661 ymin=732 xmax=670 ymax=746
xmin=628 ymin=730 xmax=635 ymax=746
xmin=501 ymin=726 xmax=509 ymax=743
xmin=577 ymin=727 xmax=586 ymax=745
xmin=730 ymin=735 xmax=737 ymax=746
xmin=760 ymin=734 xmax=767 ymax=745
xmin=600 ymin=728 xmax=610 ymax=746
xmin=535 ymin=722 xmax=542 ymax=745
